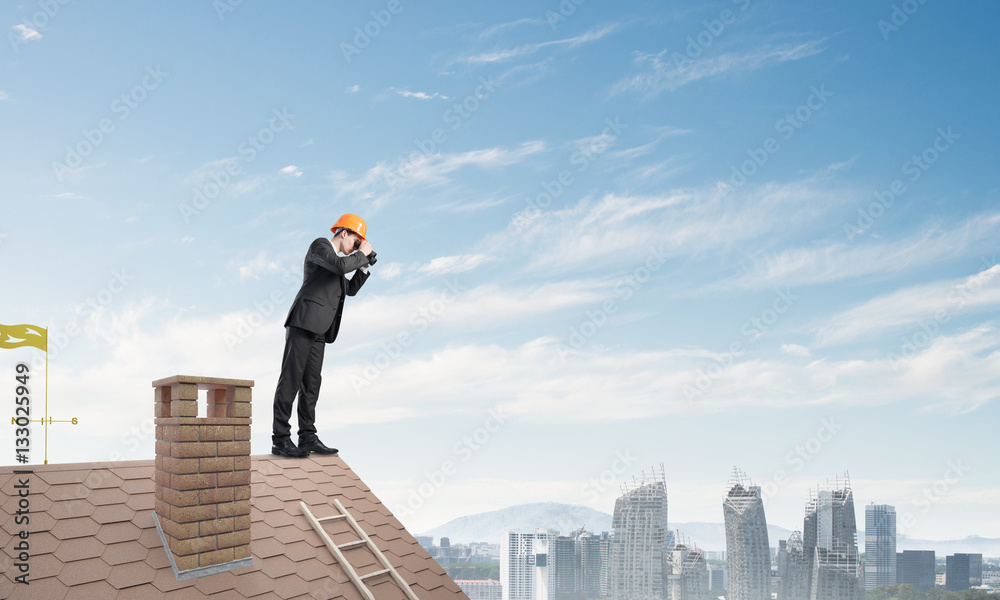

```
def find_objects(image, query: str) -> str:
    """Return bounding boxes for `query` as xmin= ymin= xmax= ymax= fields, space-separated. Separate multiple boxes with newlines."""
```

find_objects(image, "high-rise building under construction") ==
xmin=723 ymin=468 xmax=771 ymax=600
xmin=777 ymin=532 xmax=809 ymax=600
xmin=666 ymin=538 xmax=710 ymax=600
xmin=608 ymin=465 xmax=670 ymax=600
xmin=802 ymin=474 xmax=863 ymax=600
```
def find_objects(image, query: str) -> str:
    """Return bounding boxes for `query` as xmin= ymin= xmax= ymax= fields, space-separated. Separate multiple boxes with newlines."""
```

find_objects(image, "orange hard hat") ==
xmin=331 ymin=213 xmax=367 ymax=240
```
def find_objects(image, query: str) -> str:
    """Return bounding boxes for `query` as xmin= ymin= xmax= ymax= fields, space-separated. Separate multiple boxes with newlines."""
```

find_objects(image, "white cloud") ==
xmin=279 ymin=165 xmax=303 ymax=177
xmin=479 ymin=18 xmax=546 ymax=39
xmin=346 ymin=278 xmax=618 ymax=344
xmin=612 ymin=40 xmax=826 ymax=98
xmin=498 ymin=169 xmax=851 ymax=275
xmin=463 ymin=24 xmax=620 ymax=64
xmin=0 ymin=91 xmax=8 ymax=101
xmin=377 ymin=263 xmax=404 ymax=281
xmin=347 ymin=85 xmax=361 ymax=93
xmin=335 ymin=322 xmax=1000 ymax=424
xmin=812 ymin=262 xmax=1000 ymax=346
xmin=781 ymin=343 xmax=812 ymax=357
xmin=12 ymin=24 xmax=41 ymax=41
xmin=717 ymin=212 xmax=1000 ymax=293
xmin=230 ymin=251 xmax=288 ymax=281
xmin=417 ymin=254 xmax=489 ymax=276
xmin=332 ymin=141 xmax=546 ymax=208
xmin=387 ymin=87 xmax=451 ymax=101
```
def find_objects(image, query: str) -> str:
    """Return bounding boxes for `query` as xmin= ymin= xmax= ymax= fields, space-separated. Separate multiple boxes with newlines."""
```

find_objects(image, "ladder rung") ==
xmin=360 ymin=569 xmax=390 ymax=581
xmin=317 ymin=514 xmax=347 ymax=522
xmin=338 ymin=539 xmax=367 ymax=550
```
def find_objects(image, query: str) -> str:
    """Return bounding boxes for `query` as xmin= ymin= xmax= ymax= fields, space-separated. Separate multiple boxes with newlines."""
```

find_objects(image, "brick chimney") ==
xmin=152 ymin=375 xmax=254 ymax=579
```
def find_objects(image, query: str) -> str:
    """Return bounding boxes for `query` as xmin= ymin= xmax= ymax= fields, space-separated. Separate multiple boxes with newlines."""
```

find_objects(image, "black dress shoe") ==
xmin=272 ymin=439 xmax=310 ymax=458
xmin=298 ymin=438 xmax=338 ymax=455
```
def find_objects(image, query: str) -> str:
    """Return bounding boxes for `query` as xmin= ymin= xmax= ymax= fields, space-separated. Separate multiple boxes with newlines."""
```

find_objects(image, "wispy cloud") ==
xmin=612 ymin=40 xmax=826 ymax=98
xmin=336 ymin=323 xmax=1000 ymax=423
xmin=417 ymin=254 xmax=490 ymax=276
xmin=462 ymin=24 xmax=620 ymax=64
xmin=229 ymin=251 xmax=287 ymax=281
xmin=279 ymin=165 xmax=303 ymax=177
xmin=12 ymin=24 xmax=41 ymax=41
xmin=811 ymin=262 xmax=1000 ymax=346
xmin=331 ymin=141 xmax=546 ymax=208
xmin=498 ymin=168 xmax=851 ymax=275
xmin=0 ymin=91 xmax=8 ymax=101
xmin=715 ymin=212 xmax=1000 ymax=293
xmin=386 ymin=87 xmax=451 ymax=101
xmin=347 ymin=84 xmax=361 ymax=93
xmin=607 ymin=127 xmax=693 ymax=162
xmin=479 ymin=18 xmax=546 ymax=39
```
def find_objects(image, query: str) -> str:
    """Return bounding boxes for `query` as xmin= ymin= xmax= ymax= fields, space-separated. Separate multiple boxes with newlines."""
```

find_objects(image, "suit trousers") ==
xmin=272 ymin=325 xmax=327 ymax=444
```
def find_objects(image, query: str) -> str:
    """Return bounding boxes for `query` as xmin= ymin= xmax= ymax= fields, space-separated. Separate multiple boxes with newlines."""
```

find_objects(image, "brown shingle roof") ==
xmin=0 ymin=456 xmax=469 ymax=600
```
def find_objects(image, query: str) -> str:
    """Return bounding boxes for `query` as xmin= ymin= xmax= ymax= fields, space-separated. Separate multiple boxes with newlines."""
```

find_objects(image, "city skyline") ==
xmin=1 ymin=0 xmax=998 ymax=543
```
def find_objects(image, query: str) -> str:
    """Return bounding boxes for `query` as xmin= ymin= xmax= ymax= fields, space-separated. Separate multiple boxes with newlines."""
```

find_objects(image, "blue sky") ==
xmin=2 ymin=0 xmax=999 ymax=542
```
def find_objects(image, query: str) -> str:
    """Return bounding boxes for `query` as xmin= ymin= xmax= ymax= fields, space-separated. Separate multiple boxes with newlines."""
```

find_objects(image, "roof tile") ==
xmin=115 ymin=583 xmax=161 ymax=600
xmin=53 ymin=535 xmax=106 ymax=563
xmin=294 ymin=557 xmax=332 ymax=582
xmin=136 ymin=527 xmax=164 ymax=549
xmin=251 ymin=522 xmax=274 ymax=541
xmin=56 ymin=556 xmax=112 ymax=586
xmin=232 ymin=569 xmax=277 ymax=597
xmin=145 ymin=547 xmax=172 ymax=570
xmin=8 ymin=575 xmax=68 ymax=600
xmin=270 ymin=573 xmax=311 ymax=598
xmin=283 ymin=467 xmax=311 ymax=481
xmin=368 ymin=577 xmax=410 ymax=600
xmin=109 ymin=466 xmax=152 ymax=480
xmin=271 ymin=485 xmax=300 ymax=503
xmin=120 ymin=478 xmax=153 ymax=495
xmin=91 ymin=504 xmax=135 ymax=525
xmin=87 ymin=487 xmax=129 ymax=506
xmin=95 ymin=521 xmax=142 ymax=545
xmin=291 ymin=478 xmax=320 ymax=493
xmin=282 ymin=540 xmax=316 ymax=563
xmin=254 ymin=495 xmax=285 ymax=513
xmin=51 ymin=516 xmax=101 ymax=540
xmin=37 ymin=469 xmax=91 ymax=486
xmin=260 ymin=554 xmax=297 ymax=580
xmin=124 ymin=491 xmax=155 ymax=512
xmin=150 ymin=565 xmax=196 ymax=593
xmin=253 ymin=537 xmax=286 ymax=559
xmin=0 ymin=454 xmax=469 ymax=600
xmin=47 ymin=482 xmax=91 ymax=501
xmin=101 ymin=541 xmax=149 ymax=566
xmin=272 ymin=524 xmax=302 ymax=545
xmin=31 ymin=552 xmax=66 ymax=579
xmin=48 ymin=499 xmax=95 ymax=520
xmin=106 ymin=558 xmax=156 ymax=589
xmin=28 ymin=531 xmax=62 ymax=555
xmin=191 ymin=569 xmax=238 ymax=595
xmin=83 ymin=470 xmax=124 ymax=490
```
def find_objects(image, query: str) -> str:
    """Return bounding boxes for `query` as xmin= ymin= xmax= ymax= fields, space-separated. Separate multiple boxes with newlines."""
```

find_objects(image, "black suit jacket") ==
xmin=283 ymin=238 xmax=372 ymax=343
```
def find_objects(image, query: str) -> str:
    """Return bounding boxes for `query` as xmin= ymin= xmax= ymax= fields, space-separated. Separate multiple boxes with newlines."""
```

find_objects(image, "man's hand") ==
xmin=359 ymin=240 xmax=373 ymax=256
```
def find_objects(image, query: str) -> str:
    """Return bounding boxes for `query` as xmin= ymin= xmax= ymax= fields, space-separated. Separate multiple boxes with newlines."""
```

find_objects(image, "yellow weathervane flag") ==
xmin=0 ymin=323 xmax=47 ymax=351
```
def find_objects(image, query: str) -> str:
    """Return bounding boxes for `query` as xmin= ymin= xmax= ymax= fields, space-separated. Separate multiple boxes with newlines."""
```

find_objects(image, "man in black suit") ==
xmin=271 ymin=214 xmax=375 ymax=458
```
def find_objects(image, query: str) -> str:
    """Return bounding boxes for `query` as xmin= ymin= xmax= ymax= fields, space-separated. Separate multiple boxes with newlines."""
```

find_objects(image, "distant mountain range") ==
xmin=421 ymin=502 xmax=1000 ymax=556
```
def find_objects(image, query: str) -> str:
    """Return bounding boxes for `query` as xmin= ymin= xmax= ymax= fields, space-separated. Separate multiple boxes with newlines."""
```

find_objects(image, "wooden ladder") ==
xmin=300 ymin=499 xmax=421 ymax=600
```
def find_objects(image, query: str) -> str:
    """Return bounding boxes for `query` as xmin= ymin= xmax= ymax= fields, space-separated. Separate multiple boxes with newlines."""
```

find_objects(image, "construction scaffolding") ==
xmin=802 ymin=472 xmax=863 ymax=600
xmin=665 ymin=535 xmax=709 ymax=600
xmin=723 ymin=467 xmax=771 ymax=600
xmin=608 ymin=464 xmax=669 ymax=600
